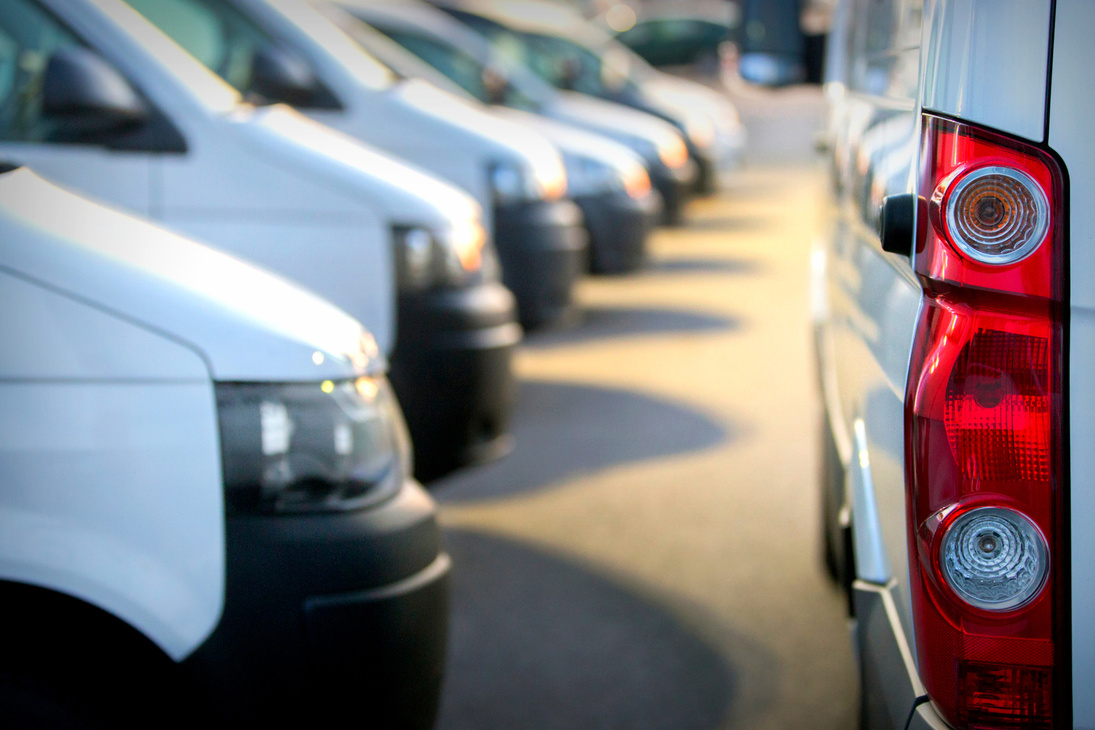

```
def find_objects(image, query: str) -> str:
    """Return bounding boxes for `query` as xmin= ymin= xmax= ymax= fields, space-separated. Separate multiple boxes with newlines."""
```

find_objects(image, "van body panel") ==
xmin=0 ymin=378 xmax=225 ymax=660
xmin=0 ymin=272 xmax=210 ymax=381
xmin=822 ymin=78 xmax=922 ymax=648
xmin=1048 ymin=0 xmax=1095 ymax=723
xmin=854 ymin=580 xmax=927 ymax=730
xmin=0 ymin=169 xmax=378 ymax=382
xmin=819 ymin=0 xmax=929 ymax=725
xmin=920 ymin=0 xmax=1051 ymax=142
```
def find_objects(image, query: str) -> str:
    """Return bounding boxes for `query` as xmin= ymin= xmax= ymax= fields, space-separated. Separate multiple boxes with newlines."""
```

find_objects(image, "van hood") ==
xmin=390 ymin=78 xmax=560 ymax=165
xmin=642 ymin=75 xmax=745 ymax=139
xmin=233 ymin=103 xmax=482 ymax=227
xmin=0 ymin=168 xmax=381 ymax=383
xmin=549 ymin=91 xmax=687 ymax=161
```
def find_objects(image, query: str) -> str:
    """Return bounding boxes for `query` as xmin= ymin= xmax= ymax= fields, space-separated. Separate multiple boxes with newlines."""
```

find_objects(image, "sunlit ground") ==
xmin=429 ymin=85 xmax=858 ymax=729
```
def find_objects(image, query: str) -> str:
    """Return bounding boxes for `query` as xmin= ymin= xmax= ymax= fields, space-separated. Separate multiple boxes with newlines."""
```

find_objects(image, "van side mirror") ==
xmin=250 ymin=45 xmax=321 ymax=107
xmin=43 ymin=47 xmax=149 ymax=140
xmin=737 ymin=0 xmax=807 ymax=86
xmin=482 ymin=66 xmax=509 ymax=106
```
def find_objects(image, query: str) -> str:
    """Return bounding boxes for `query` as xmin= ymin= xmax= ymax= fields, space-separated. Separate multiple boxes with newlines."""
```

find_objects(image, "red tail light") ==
xmin=906 ymin=115 xmax=1067 ymax=728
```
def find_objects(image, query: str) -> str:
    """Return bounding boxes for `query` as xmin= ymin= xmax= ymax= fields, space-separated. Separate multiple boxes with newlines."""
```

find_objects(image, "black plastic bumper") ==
xmin=494 ymin=198 xmax=588 ymax=329
xmin=390 ymin=282 xmax=522 ymax=482
xmin=573 ymin=189 xmax=662 ymax=274
xmin=182 ymin=482 xmax=450 ymax=729
xmin=690 ymin=146 xmax=718 ymax=195
xmin=650 ymin=159 xmax=698 ymax=225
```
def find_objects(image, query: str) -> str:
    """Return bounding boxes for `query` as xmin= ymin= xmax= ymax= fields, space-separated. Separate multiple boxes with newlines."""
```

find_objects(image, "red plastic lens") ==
xmin=945 ymin=329 xmax=1052 ymax=485
xmin=906 ymin=116 xmax=1066 ymax=729
xmin=959 ymin=662 xmax=1053 ymax=728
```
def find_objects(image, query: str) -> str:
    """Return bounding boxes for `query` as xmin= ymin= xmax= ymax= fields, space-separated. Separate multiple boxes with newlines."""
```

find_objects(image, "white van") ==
xmin=126 ymin=0 xmax=588 ymax=328
xmin=0 ymin=166 xmax=449 ymax=727
xmin=0 ymin=0 xmax=486 ymax=357
xmin=338 ymin=0 xmax=700 ymax=224
xmin=337 ymin=11 xmax=662 ymax=274
xmin=802 ymin=0 xmax=1095 ymax=727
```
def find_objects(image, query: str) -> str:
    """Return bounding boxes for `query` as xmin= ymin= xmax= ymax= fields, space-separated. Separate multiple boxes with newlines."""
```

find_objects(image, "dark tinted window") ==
xmin=0 ymin=0 xmax=80 ymax=142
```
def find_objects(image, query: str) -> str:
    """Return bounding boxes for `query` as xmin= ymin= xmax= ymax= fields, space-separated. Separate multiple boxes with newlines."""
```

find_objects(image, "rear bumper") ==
xmin=391 ymin=282 xmax=522 ymax=481
xmin=574 ymin=189 xmax=661 ymax=274
xmin=494 ymin=198 xmax=588 ymax=329
xmin=854 ymin=580 xmax=931 ymax=730
xmin=183 ymin=482 xmax=450 ymax=729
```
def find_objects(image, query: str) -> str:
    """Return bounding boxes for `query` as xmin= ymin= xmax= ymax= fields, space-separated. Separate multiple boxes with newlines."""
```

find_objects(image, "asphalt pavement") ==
xmin=427 ymin=86 xmax=858 ymax=730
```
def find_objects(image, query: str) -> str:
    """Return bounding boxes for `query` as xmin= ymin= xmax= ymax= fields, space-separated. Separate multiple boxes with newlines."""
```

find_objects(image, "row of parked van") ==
xmin=0 ymin=0 xmax=744 ymax=726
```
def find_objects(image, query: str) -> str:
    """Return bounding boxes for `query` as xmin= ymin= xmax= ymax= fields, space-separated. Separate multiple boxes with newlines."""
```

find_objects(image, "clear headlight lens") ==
xmin=216 ymin=377 xmax=412 ymax=514
xmin=393 ymin=220 xmax=487 ymax=291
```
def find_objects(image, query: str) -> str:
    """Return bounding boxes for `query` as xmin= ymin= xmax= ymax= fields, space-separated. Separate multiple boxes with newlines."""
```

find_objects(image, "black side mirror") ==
xmin=250 ymin=45 xmax=321 ymax=107
xmin=737 ymin=0 xmax=806 ymax=86
xmin=482 ymin=66 xmax=508 ymax=106
xmin=43 ymin=47 xmax=149 ymax=140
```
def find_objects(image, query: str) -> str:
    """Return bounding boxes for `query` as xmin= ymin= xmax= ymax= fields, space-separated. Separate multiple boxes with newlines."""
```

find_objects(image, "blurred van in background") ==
xmin=331 ymin=7 xmax=662 ymax=274
xmin=340 ymin=0 xmax=699 ymax=224
xmin=128 ymin=0 xmax=588 ymax=330
xmin=0 ymin=165 xmax=449 ymax=728
xmin=432 ymin=0 xmax=747 ymax=193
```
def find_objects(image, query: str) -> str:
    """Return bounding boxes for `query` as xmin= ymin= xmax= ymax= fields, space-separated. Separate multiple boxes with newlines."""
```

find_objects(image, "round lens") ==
xmin=940 ymin=506 xmax=1049 ymax=611
xmin=946 ymin=166 xmax=1049 ymax=264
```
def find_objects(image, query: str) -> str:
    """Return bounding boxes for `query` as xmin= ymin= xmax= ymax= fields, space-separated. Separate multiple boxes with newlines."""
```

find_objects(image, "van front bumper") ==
xmin=573 ymin=189 xmax=662 ymax=274
xmin=650 ymin=159 xmax=698 ymax=225
xmin=391 ymin=281 xmax=522 ymax=482
xmin=494 ymin=198 xmax=587 ymax=329
xmin=183 ymin=482 xmax=450 ymax=729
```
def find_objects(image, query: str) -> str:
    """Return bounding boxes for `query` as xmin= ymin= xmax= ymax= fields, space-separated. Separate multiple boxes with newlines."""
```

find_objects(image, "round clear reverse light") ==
xmin=946 ymin=166 xmax=1049 ymax=264
xmin=940 ymin=506 xmax=1049 ymax=612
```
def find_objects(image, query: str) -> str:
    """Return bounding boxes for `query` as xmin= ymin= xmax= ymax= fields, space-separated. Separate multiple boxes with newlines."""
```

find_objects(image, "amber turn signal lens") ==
xmin=945 ymin=165 xmax=1050 ymax=265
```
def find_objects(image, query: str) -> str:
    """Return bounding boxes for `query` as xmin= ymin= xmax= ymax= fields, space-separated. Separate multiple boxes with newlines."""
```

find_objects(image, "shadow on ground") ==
xmin=679 ymin=214 xmax=772 ymax=232
xmin=434 ymin=380 xmax=734 ymax=503
xmin=646 ymin=257 xmax=763 ymax=276
xmin=523 ymin=305 xmax=739 ymax=350
xmin=436 ymin=530 xmax=740 ymax=730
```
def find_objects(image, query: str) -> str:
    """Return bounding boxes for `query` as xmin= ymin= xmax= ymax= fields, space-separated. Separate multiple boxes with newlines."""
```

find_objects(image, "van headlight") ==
xmin=489 ymin=160 xmax=540 ymax=203
xmin=216 ymin=377 xmax=412 ymax=514
xmin=564 ymin=154 xmax=620 ymax=197
xmin=683 ymin=113 xmax=716 ymax=150
xmin=632 ymin=134 xmax=688 ymax=171
xmin=490 ymin=157 xmax=567 ymax=204
xmin=564 ymin=153 xmax=651 ymax=200
xmin=393 ymin=219 xmax=489 ymax=291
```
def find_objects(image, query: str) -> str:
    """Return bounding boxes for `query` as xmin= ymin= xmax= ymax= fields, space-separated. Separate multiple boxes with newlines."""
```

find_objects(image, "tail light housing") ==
xmin=906 ymin=115 xmax=1067 ymax=728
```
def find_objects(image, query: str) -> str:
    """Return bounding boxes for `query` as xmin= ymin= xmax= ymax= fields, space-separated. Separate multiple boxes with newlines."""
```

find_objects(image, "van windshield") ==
xmin=124 ymin=0 xmax=391 ymax=100
xmin=125 ymin=0 xmax=273 ymax=94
